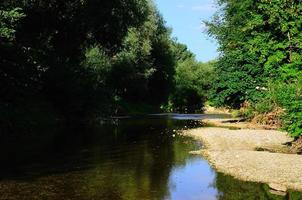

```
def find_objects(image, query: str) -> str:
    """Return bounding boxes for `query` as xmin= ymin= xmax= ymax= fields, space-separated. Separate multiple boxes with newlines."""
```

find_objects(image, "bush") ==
xmin=255 ymin=80 xmax=302 ymax=137
xmin=255 ymin=101 xmax=274 ymax=114
xmin=235 ymin=79 xmax=302 ymax=137
xmin=279 ymin=81 xmax=302 ymax=137
xmin=170 ymin=57 xmax=215 ymax=113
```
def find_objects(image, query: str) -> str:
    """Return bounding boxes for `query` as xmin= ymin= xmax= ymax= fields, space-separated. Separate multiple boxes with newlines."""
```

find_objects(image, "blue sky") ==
xmin=155 ymin=0 xmax=218 ymax=62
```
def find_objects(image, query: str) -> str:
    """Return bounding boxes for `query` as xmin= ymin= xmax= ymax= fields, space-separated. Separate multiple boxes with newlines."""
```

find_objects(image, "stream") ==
xmin=0 ymin=114 xmax=300 ymax=200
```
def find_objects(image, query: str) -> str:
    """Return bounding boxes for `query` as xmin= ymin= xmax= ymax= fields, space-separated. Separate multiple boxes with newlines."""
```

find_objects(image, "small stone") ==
xmin=269 ymin=189 xmax=287 ymax=196
xmin=189 ymin=150 xmax=202 ymax=155
xmin=268 ymin=183 xmax=287 ymax=192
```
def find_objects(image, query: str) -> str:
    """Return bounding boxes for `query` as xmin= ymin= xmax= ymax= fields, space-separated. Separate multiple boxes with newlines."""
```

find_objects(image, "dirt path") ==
xmin=183 ymin=125 xmax=302 ymax=192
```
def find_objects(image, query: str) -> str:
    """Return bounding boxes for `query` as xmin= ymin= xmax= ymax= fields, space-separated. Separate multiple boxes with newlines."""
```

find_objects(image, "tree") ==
xmin=168 ymin=41 xmax=215 ymax=112
xmin=206 ymin=0 xmax=302 ymax=108
xmin=206 ymin=0 xmax=302 ymax=136
xmin=0 ymin=0 xmax=150 ymax=116
xmin=0 ymin=8 xmax=24 ymax=40
xmin=0 ymin=0 xmax=183 ymax=132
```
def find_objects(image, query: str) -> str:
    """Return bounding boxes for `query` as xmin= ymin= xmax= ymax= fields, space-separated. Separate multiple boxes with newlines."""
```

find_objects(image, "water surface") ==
xmin=0 ymin=114 xmax=301 ymax=200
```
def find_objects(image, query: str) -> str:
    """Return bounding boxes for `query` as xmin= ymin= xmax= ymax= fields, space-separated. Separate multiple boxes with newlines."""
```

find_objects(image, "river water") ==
xmin=0 ymin=114 xmax=301 ymax=200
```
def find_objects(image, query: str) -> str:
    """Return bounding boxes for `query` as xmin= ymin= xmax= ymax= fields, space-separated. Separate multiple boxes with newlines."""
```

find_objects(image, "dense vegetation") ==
xmin=163 ymin=42 xmax=215 ymax=113
xmin=0 ymin=0 xmax=212 ymax=134
xmin=207 ymin=0 xmax=302 ymax=137
xmin=2 ymin=0 xmax=300 ymax=137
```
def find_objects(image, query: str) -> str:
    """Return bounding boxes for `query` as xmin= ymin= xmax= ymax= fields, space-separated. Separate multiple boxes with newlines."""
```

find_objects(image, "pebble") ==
xmin=268 ymin=183 xmax=287 ymax=192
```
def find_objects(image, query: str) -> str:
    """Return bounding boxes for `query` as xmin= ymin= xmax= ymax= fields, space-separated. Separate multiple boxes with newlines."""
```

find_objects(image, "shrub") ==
xmin=258 ymin=80 xmax=302 ymax=137
xmin=280 ymin=82 xmax=302 ymax=137
xmin=237 ymin=79 xmax=302 ymax=137
xmin=255 ymin=101 xmax=274 ymax=114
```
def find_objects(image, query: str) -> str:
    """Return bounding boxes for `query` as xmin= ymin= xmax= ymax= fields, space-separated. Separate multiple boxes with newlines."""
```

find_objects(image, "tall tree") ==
xmin=207 ymin=0 xmax=302 ymax=108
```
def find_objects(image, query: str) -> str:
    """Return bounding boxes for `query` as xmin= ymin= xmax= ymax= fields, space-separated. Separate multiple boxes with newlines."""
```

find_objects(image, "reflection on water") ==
xmin=168 ymin=158 xmax=218 ymax=200
xmin=0 ymin=115 xmax=301 ymax=200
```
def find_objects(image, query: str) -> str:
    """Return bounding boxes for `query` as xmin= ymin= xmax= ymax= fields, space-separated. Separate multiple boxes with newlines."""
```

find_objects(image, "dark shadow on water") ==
xmin=215 ymin=173 xmax=302 ymax=200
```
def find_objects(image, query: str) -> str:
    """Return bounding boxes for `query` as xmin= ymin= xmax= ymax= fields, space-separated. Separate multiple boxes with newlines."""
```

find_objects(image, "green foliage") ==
xmin=207 ymin=0 xmax=302 ymax=108
xmin=173 ymin=59 xmax=214 ymax=112
xmin=267 ymin=80 xmax=302 ymax=137
xmin=109 ymin=9 xmax=175 ymax=105
xmin=167 ymin=42 xmax=215 ymax=112
xmin=0 ymin=0 xmax=182 ymax=133
xmin=255 ymin=101 xmax=274 ymax=114
xmin=0 ymin=0 xmax=152 ymax=118
xmin=207 ymin=0 xmax=302 ymax=136
xmin=245 ymin=79 xmax=302 ymax=137
xmin=0 ymin=8 xmax=24 ymax=40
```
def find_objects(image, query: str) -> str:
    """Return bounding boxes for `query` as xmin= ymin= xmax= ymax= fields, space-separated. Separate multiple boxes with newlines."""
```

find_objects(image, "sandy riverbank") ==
xmin=202 ymin=118 xmax=280 ymax=130
xmin=183 ymin=119 xmax=302 ymax=193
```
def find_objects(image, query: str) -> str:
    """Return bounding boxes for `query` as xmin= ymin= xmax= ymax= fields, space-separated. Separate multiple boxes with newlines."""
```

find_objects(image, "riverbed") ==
xmin=0 ymin=114 xmax=301 ymax=199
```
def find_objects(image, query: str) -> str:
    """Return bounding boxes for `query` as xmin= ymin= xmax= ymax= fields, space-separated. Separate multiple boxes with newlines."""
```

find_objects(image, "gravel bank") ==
xmin=183 ymin=127 xmax=302 ymax=192
xmin=186 ymin=128 xmax=292 ymax=151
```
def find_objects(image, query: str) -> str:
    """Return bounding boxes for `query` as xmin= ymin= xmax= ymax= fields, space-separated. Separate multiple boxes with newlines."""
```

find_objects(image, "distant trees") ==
xmin=166 ymin=42 xmax=215 ymax=113
xmin=109 ymin=7 xmax=175 ymax=107
xmin=0 ymin=0 xmax=155 ymax=132
xmin=81 ymin=5 xmax=176 ymax=115
xmin=1 ymin=0 xmax=215 ymax=133
xmin=207 ymin=0 xmax=302 ymax=136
